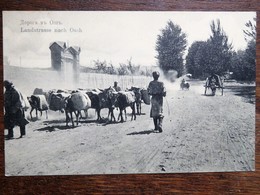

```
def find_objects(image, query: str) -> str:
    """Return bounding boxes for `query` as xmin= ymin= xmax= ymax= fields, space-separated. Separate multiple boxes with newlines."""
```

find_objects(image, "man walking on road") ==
xmin=4 ymin=80 xmax=29 ymax=139
xmin=147 ymin=71 xmax=166 ymax=132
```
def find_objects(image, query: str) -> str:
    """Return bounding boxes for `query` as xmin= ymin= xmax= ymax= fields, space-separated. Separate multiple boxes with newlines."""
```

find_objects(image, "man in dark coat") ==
xmin=4 ymin=80 xmax=29 ymax=139
xmin=147 ymin=71 xmax=166 ymax=132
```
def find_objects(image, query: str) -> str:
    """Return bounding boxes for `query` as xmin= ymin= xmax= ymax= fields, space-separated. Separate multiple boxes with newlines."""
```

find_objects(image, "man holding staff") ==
xmin=147 ymin=71 xmax=166 ymax=132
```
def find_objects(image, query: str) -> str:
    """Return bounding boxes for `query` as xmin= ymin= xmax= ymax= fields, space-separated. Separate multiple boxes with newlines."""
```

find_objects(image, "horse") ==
xmin=97 ymin=87 xmax=117 ymax=122
xmin=64 ymin=91 xmax=91 ymax=127
xmin=110 ymin=91 xmax=136 ymax=122
xmin=180 ymin=79 xmax=190 ymax=90
xmin=27 ymin=95 xmax=48 ymax=119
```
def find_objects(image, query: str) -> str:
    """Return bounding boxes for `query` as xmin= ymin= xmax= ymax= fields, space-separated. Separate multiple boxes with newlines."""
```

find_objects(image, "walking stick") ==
xmin=165 ymin=96 xmax=171 ymax=116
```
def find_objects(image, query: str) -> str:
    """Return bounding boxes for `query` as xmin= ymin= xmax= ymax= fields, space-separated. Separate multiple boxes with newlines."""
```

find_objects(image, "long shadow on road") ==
xmin=34 ymin=125 xmax=76 ymax=132
xmin=35 ymin=119 xmax=106 ymax=132
xmin=127 ymin=129 xmax=159 ymax=135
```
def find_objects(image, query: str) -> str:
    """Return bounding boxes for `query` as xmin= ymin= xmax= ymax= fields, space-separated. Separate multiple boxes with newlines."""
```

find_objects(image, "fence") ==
xmin=4 ymin=66 xmax=151 ymax=95
xmin=78 ymin=73 xmax=150 ymax=90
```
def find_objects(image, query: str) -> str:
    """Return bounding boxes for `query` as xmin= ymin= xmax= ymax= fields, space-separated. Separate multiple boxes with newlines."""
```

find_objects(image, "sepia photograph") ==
xmin=3 ymin=11 xmax=256 ymax=176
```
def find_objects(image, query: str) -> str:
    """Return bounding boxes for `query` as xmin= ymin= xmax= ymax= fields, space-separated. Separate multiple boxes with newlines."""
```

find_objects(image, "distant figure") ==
xmin=4 ymin=80 xmax=29 ymax=139
xmin=113 ymin=81 xmax=121 ymax=92
xmin=147 ymin=71 xmax=166 ymax=133
xmin=180 ymin=78 xmax=190 ymax=90
xmin=208 ymin=73 xmax=220 ymax=86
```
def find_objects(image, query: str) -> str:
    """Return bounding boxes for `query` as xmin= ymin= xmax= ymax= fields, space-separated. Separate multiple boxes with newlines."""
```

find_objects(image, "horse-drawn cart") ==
xmin=204 ymin=74 xmax=224 ymax=96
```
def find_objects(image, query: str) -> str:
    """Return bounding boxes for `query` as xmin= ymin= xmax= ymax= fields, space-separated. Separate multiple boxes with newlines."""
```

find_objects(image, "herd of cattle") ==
xmin=26 ymin=86 xmax=150 ymax=127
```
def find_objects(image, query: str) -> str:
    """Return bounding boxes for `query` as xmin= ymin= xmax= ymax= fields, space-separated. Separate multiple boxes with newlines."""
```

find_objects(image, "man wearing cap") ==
xmin=4 ymin=80 xmax=28 ymax=139
xmin=113 ymin=81 xmax=121 ymax=92
xmin=147 ymin=71 xmax=166 ymax=132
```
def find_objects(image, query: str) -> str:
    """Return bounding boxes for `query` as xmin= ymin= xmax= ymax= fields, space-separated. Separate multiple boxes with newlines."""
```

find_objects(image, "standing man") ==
xmin=113 ymin=81 xmax=121 ymax=92
xmin=147 ymin=71 xmax=166 ymax=132
xmin=4 ymin=80 xmax=29 ymax=139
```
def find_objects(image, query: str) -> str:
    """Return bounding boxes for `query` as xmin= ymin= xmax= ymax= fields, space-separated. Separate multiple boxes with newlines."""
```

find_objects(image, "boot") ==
xmin=158 ymin=116 xmax=164 ymax=133
xmin=153 ymin=117 xmax=158 ymax=130
xmin=20 ymin=126 xmax=26 ymax=138
xmin=7 ymin=128 xmax=14 ymax=139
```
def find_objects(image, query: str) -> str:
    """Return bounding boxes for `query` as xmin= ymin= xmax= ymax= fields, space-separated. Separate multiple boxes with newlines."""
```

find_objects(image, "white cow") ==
xmin=65 ymin=92 xmax=91 ymax=127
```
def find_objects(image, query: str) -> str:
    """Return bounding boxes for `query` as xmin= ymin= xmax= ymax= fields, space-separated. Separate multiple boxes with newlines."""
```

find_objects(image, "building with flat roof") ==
xmin=49 ymin=41 xmax=81 ymax=86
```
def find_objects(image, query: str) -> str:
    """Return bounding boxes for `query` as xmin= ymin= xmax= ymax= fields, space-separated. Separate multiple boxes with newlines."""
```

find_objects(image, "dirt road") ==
xmin=5 ymin=80 xmax=255 ymax=175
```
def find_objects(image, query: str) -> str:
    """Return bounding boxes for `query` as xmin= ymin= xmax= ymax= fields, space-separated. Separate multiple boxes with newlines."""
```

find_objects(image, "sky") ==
xmin=3 ymin=11 xmax=256 ymax=68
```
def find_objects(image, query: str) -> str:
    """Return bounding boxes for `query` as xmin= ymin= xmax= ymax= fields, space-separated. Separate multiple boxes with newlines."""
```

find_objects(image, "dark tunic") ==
xmin=147 ymin=80 xmax=166 ymax=118
xmin=4 ymin=87 xmax=27 ymax=129
xmin=113 ymin=86 xmax=121 ymax=92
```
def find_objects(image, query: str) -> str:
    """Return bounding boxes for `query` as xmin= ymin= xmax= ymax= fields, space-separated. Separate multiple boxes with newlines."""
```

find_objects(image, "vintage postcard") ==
xmin=3 ymin=11 xmax=256 ymax=176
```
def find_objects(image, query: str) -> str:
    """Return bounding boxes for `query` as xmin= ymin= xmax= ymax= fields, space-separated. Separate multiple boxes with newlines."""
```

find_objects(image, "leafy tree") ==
xmin=106 ymin=63 xmax=117 ymax=75
xmin=117 ymin=63 xmax=130 ymax=75
xmin=231 ymin=49 xmax=254 ymax=81
xmin=230 ymin=17 xmax=256 ymax=82
xmin=243 ymin=18 xmax=256 ymax=81
xmin=186 ymin=41 xmax=208 ymax=78
xmin=186 ymin=19 xmax=233 ymax=79
xmin=231 ymin=48 xmax=254 ymax=81
xmin=155 ymin=21 xmax=187 ymax=76
xmin=207 ymin=19 xmax=233 ymax=74
xmin=117 ymin=59 xmax=141 ymax=76
xmin=126 ymin=58 xmax=140 ymax=75
xmin=94 ymin=60 xmax=107 ymax=73
xmin=243 ymin=17 xmax=256 ymax=42
xmin=230 ymin=50 xmax=247 ymax=80
xmin=245 ymin=40 xmax=256 ymax=77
